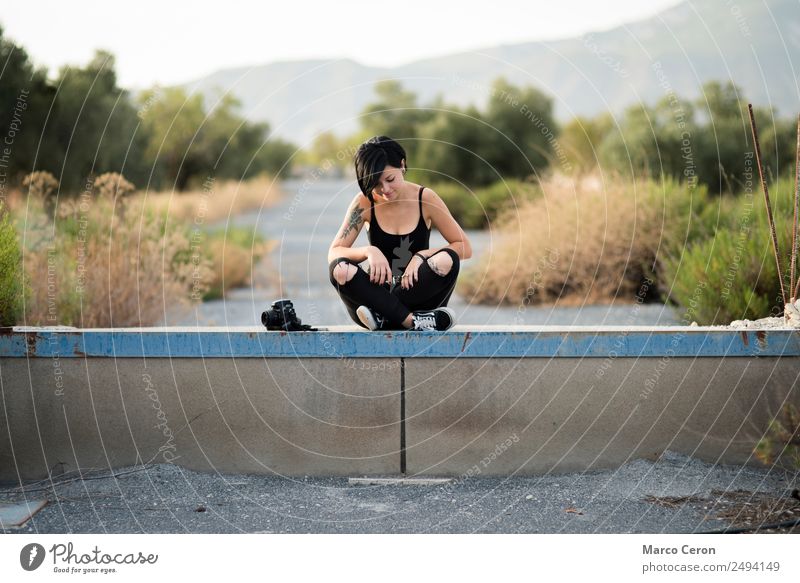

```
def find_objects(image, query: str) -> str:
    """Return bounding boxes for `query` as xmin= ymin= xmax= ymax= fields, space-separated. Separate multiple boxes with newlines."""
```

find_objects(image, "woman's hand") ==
xmin=365 ymin=246 xmax=392 ymax=285
xmin=400 ymin=254 xmax=426 ymax=290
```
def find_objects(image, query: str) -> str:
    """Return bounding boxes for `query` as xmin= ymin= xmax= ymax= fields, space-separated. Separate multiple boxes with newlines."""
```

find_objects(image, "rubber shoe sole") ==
xmin=436 ymin=307 xmax=456 ymax=330
xmin=356 ymin=305 xmax=385 ymax=331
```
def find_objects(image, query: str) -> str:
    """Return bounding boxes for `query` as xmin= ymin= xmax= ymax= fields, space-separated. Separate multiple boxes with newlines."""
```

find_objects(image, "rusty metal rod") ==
xmin=747 ymin=103 xmax=787 ymax=307
xmin=793 ymin=114 xmax=800 ymax=301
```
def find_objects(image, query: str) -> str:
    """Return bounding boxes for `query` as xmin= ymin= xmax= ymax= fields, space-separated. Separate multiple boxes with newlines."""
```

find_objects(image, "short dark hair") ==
xmin=354 ymin=136 xmax=406 ymax=202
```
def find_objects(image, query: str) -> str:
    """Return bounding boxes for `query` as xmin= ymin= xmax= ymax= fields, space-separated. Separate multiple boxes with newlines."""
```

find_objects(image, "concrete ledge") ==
xmin=2 ymin=325 xmax=799 ymax=357
xmin=1 ymin=326 xmax=798 ymax=481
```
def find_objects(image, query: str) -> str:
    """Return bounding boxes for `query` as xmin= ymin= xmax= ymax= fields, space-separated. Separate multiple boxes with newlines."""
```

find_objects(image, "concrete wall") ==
xmin=0 ymin=358 xmax=399 ymax=481
xmin=1 ymin=327 xmax=798 ymax=482
xmin=405 ymin=357 xmax=798 ymax=475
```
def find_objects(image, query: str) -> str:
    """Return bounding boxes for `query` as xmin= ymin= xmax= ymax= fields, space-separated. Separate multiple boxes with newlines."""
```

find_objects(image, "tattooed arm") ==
xmin=327 ymin=194 xmax=373 ymax=263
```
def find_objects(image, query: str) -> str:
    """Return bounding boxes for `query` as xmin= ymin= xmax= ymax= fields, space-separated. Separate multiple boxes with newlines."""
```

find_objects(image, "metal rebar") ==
xmin=747 ymin=104 xmax=787 ymax=307
xmin=793 ymin=114 xmax=800 ymax=302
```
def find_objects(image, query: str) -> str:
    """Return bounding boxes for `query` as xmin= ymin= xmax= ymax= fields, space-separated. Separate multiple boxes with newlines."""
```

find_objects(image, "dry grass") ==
xmin=203 ymin=235 xmax=276 ymax=300
xmin=706 ymin=489 xmax=800 ymax=529
xmin=11 ymin=174 xmax=282 ymax=326
xmin=3 ymin=174 xmax=284 ymax=221
xmin=20 ymin=195 xmax=212 ymax=327
xmin=138 ymin=174 xmax=284 ymax=224
xmin=458 ymin=172 xmax=689 ymax=306
xmin=643 ymin=494 xmax=705 ymax=509
xmin=644 ymin=490 xmax=800 ymax=532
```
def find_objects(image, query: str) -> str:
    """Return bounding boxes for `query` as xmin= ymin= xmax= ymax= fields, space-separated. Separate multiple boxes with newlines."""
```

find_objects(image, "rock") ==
xmin=784 ymin=299 xmax=800 ymax=328
xmin=725 ymin=297 xmax=800 ymax=328
xmin=729 ymin=317 xmax=788 ymax=329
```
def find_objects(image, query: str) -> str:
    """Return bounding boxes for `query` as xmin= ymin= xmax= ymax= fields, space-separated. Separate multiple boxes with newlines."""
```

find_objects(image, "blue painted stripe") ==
xmin=1 ymin=327 xmax=798 ymax=358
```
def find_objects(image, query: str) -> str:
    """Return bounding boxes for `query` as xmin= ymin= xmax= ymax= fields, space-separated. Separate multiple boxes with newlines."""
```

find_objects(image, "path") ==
xmin=173 ymin=178 xmax=678 ymax=327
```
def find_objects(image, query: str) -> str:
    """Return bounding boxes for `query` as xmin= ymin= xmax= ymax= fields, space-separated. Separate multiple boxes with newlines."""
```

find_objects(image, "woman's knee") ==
xmin=427 ymin=249 xmax=459 ymax=277
xmin=329 ymin=258 xmax=359 ymax=286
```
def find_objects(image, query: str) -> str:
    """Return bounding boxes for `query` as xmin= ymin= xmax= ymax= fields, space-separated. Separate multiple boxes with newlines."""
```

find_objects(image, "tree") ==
xmin=693 ymin=81 xmax=752 ymax=191
xmin=360 ymin=79 xmax=434 ymax=164
xmin=0 ymin=26 xmax=55 ymax=184
xmin=482 ymin=77 xmax=558 ymax=179
xmin=137 ymin=87 xmax=207 ymax=189
xmin=45 ymin=51 xmax=149 ymax=191
xmin=417 ymin=105 xmax=499 ymax=186
xmin=559 ymin=114 xmax=614 ymax=173
xmin=305 ymin=131 xmax=346 ymax=167
xmin=599 ymin=103 xmax=660 ymax=178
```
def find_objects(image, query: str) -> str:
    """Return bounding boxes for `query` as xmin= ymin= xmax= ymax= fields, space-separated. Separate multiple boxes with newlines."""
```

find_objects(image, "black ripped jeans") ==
xmin=328 ymin=248 xmax=460 ymax=329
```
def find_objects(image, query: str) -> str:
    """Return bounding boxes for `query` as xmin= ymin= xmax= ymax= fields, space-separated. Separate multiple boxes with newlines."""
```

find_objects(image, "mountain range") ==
xmin=183 ymin=0 xmax=800 ymax=145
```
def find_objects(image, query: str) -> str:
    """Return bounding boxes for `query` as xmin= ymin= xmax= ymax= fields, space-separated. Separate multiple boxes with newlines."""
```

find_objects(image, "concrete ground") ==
xmin=2 ymin=452 xmax=796 ymax=534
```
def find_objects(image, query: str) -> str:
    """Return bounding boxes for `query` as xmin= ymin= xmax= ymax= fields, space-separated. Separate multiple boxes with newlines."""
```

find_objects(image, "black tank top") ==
xmin=368 ymin=185 xmax=431 ymax=278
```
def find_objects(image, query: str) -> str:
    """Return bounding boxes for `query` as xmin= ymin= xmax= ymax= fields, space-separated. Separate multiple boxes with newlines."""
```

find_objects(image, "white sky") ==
xmin=1 ymin=0 xmax=680 ymax=88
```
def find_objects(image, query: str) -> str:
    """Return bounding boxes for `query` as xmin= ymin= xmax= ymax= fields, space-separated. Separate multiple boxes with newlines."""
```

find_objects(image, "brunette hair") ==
xmin=354 ymin=135 xmax=406 ymax=202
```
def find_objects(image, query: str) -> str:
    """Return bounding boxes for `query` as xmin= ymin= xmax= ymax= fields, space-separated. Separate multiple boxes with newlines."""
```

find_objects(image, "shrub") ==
xmin=12 ymin=174 xmax=281 ymax=326
xmin=755 ymin=404 xmax=800 ymax=470
xmin=23 ymin=171 xmax=60 ymax=217
xmin=22 ymin=171 xmax=59 ymax=200
xmin=92 ymin=172 xmax=136 ymax=200
xmin=662 ymin=176 xmax=796 ymax=324
xmin=202 ymin=227 xmax=269 ymax=300
xmin=139 ymin=175 xmax=281 ymax=223
xmin=662 ymin=226 xmax=787 ymax=324
xmin=458 ymin=173 xmax=706 ymax=306
xmin=21 ymin=196 xmax=211 ymax=327
xmin=432 ymin=178 xmax=542 ymax=230
xmin=0 ymin=204 xmax=25 ymax=326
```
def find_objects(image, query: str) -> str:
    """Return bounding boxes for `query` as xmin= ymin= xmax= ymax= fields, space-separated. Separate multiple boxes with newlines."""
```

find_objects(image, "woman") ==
xmin=328 ymin=136 xmax=472 ymax=331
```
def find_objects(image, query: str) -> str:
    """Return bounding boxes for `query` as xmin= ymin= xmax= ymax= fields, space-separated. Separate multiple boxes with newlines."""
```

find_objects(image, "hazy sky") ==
xmin=1 ymin=0 xmax=681 ymax=88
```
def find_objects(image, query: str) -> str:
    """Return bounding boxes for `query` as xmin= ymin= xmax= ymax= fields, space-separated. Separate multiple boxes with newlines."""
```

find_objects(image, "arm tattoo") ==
xmin=340 ymin=204 xmax=364 ymax=240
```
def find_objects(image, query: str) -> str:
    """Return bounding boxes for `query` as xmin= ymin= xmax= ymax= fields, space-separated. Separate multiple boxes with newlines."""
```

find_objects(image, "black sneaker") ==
xmin=356 ymin=305 xmax=387 ymax=331
xmin=411 ymin=307 xmax=456 ymax=331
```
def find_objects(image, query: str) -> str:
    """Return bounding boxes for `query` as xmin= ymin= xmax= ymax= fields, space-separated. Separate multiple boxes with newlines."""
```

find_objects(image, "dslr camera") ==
xmin=261 ymin=298 xmax=315 ymax=332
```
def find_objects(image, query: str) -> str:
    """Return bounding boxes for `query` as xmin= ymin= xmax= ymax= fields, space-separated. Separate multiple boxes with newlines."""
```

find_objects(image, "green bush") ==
xmin=432 ymin=179 xmax=542 ymax=230
xmin=428 ymin=181 xmax=471 ymax=226
xmin=755 ymin=404 xmax=800 ymax=470
xmin=662 ymin=177 xmax=796 ymax=324
xmin=0 ymin=205 xmax=25 ymax=326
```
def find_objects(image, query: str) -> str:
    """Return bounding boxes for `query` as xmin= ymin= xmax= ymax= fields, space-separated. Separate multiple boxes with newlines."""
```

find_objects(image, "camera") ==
xmin=261 ymin=298 xmax=315 ymax=331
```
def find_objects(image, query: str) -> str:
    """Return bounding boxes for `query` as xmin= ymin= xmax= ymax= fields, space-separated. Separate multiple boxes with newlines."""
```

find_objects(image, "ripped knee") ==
xmin=331 ymin=260 xmax=358 ymax=285
xmin=427 ymin=251 xmax=456 ymax=277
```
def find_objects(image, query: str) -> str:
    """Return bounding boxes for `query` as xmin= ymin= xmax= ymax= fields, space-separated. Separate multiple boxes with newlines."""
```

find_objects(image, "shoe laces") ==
xmin=413 ymin=313 xmax=436 ymax=330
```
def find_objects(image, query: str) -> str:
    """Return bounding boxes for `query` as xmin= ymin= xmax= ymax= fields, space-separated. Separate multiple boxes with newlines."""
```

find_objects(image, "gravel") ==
xmin=2 ymin=451 xmax=796 ymax=534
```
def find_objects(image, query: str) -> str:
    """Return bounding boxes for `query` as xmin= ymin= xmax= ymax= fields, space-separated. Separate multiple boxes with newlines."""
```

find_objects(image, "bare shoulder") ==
xmin=421 ymin=185 xmax=448 ymax=213
xmin=345 ymin=192 xmax=370 ymax=216
xmin=352 ymin=192 xmax=371 ymax=221
xmin=333 ymin=193 xmax=371 ymax=245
